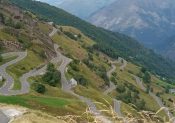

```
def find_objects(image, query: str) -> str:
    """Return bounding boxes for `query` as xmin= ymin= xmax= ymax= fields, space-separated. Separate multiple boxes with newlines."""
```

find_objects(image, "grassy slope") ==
xmin=0 ymin=94 xmax=86 ymax=116
xmin=7 ymin=50 xmax=44 ymax=89
xmin=9 ymin=0 xmax=175 ymax=80
xmin=1 ymin=2 xmax=174 ymax=119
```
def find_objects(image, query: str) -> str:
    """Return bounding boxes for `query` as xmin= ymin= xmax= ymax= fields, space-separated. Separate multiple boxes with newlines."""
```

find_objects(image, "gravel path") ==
xmin=133 ymin=75 xmax=174 ymax=119
xmin=50 ymin=27 xmax=112 ymax=123
xmin=0 ymin=52 xmax=27 ymax=95
xmin=0 ymin=111 xmax=9 ymax=123
xmin=104 ymin=61 xmax=123 ymax=117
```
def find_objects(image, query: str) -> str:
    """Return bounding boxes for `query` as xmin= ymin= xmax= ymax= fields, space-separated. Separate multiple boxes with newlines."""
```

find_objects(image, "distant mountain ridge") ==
xmin=37 ymin=0 xmax=175 ymax=60
xmin=10 ymin=0 xmax=175 ymax=81
xmin=37 ymin=0 xmax=115 ymax=19
xmin=89 ymin=0 xmax=175 ymax=48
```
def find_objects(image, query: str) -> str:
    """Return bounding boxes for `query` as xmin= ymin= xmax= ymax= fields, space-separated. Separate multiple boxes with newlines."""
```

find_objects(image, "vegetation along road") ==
xmin=49 ymin=26 xmax=112 ymax=123
xmin=0 ymin=52 xmax=27 ymax=95
xmin=0 ymin=111 xmax=9 ymax=123
xmin=134 ymin=75 xmax=174 ymax=120
xmin=104 ymin=58 xmax=127 ymax=117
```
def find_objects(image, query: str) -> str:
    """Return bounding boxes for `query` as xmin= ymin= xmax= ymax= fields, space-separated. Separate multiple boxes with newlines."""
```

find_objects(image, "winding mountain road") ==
xmin=0 ymin=52 xmax=27 ymax=95
xmin=50 ymin=27 xmax=111 ymax=123
xmin=0 ymin=111 xmax=9 ymax=123
xmin=118 ymin=57 xmax=127 ymax=71
xmin=104 ymin=64 xmax=117 ymax=95
xmin=133 ymin=75 xmax=174 ymax=119
xmin=104 ymin=62 xmax=123 ymax=117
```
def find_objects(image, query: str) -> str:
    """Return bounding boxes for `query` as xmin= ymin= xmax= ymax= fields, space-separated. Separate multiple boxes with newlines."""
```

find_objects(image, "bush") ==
xmin=70 ymin=62 xmax=79 ymax=71
xmin=14 ymin=22 xmax=23 ymax=29
xmin=63 ymin=31 xmax=78 ymax=41
xmin=35 ymin=83 xmax=45 ymax=94
xmin=116 ymin=83 xmax=145 ymax=110
xmin=39 ymin=51 xmax=47 ymax=59
xmin=75 ymin=74 xmax=88 ymax=86
xmin=0 ymin=13 xmax=5 ymax=24
xmin=143 ymin=72 xmax=151 ymax=83
xmin=0 ymin=54 xmax=2 ymax=62
xmin=17 ymin=34 xmax=32 ymax=49
xmin=141 ymin=67 xmax=147 ymax=73
xmin=42 ymin=63 xmax=61 ymax=86
xmin=5 ymin=17 xmax=14 ymax=27
xmin=116 ymin=84 xmax=126 ymax=93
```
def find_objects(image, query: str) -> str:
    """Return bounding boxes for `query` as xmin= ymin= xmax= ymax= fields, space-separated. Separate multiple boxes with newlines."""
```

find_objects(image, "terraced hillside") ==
xmin=0 ymin=0 xmax=175 ymax=123
xmin=9 ymin=0 xmax=175 ymax=81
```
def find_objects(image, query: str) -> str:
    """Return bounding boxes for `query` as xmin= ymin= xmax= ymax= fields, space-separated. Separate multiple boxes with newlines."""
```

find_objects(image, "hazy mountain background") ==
xmin=89 ymin=0 xmax=175 ymax=51
xmin=37 ymin=0 xmax=175 ymax=60
xmin=37 ymin=0 xmax=115 ymax=19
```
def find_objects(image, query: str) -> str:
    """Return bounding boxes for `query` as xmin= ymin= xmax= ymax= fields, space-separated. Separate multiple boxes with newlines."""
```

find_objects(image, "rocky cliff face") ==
xmin=89 ymin=0 xmax=175 ymax=50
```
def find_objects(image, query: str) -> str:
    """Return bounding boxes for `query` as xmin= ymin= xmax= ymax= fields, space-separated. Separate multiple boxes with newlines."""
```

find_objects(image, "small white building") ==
xmin=169 ymin=89 xmax=175 ymax=94
xmin=74 ymin=34 xmax=78 ymax=38
xmin=0 ymin=76 xmax=3 ymax=82
xmin=48 ymin=22 xmax=53 ymax=26
xmin=70 ymin=78 xmax=77 ymax=87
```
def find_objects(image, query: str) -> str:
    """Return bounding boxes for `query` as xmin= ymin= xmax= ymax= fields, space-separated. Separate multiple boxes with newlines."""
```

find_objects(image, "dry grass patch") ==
xmin=52 ymin=33 xmax=88 ymax=60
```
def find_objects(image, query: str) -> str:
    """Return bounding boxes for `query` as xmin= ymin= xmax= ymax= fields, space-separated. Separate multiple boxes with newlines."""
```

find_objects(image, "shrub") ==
xmin=116 ymin=84 xmax=126 ymax=93
xmin=141 ymin=67 xmax=147 ymax=73
xmin=75 ymin=74 xmax=88 ymax=86
xmin=63 ymin=31 xmax=77 ymax=40
xmin=17 ymin=34 xmax=32 ymax=49
xmin=35 ymin=83 xmax=45 ymax=94
xmin=70 ymin=62 xmax=79 ymax=71
xmin=39 ymin=51 xmax=47 ymax=59
xmin=42 ymin=63 xmax=61 ymax=86
xmin=0 ymin=13 xmax=5 ymax=24
xmin=14 ymin=22 xmax=23 ymax=29
xmin=143 ymin=72 xmax=151 ymax=83
xmin=0 ymin=54 xmax=2 ymax=62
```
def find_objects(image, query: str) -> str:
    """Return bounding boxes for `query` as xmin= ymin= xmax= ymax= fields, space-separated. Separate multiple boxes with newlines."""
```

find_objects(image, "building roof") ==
xmin=70 ymin=78 xmax=77 ymax=85
xmin=169 ymin=89 xmax=175 ymax=93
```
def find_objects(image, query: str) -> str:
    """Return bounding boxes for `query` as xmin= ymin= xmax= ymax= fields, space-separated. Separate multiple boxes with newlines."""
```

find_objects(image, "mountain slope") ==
xmin=1 ymin=1 xmax=175 ymax=122
xmin=89 ymin=0 xmax=175 ymax=50
xmin=9 ymin=0 xmax=175 ymax=81
xmin=37 ymin=0 xmax=115 ymax=19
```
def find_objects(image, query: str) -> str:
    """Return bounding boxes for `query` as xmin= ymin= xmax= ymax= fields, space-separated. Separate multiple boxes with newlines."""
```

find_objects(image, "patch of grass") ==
xmin=7 ymin=50 xmax=44 ymax=90
xmin=30 ymin=96 xmax=70 ymax=107
xmin=126 ymin=62 xmax=141 ymax=75
xmin=113 ymin=62 xmax=162 ymax=114
xmin=74 ymin=85 xmax=112 ymax=105
xmin=139 ymin=90 xmax=160 ymax=112
xmin=0 ymin=94 xmax=86 ymax=115
xmin=61 ymin=26 xmax=95 ymax=46
xmin=78 ymin=63 xmax=105 ymax=89
xmin=121 ymin=102 xmax=140 ymax=117
xmin=0 ymin=30 xmax=16 ymax=41
xmin=115 ymin=64 xmax=138 ymax=87
xmin=0 ymin=55 xmax=18 ymax=66
xmin=152 ymin=75 xmax=175 ymax=89
xmin=93 ymin=53 xmax=110 ymax=71
xmin=37 ymin=22 xmax=52 ymax=34
xmin=29 ymin=76 xmax=76 ymax=99
xmin=0 ymin=95 xmax=28 ymax=106
xmin=52 ymin=33 xmax=88 ymax=60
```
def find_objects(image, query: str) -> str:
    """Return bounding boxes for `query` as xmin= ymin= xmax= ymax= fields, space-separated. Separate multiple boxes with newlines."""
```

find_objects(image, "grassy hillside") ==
xmin=9 ymin=0 xmax=175 ymax=81
xmin=0 ymin=1 xmax=175 ymax=122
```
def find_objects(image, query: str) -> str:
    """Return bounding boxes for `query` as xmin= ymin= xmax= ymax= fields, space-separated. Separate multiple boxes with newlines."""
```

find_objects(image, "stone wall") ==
xmin=1 ymin=40 xmax=22 ymax=51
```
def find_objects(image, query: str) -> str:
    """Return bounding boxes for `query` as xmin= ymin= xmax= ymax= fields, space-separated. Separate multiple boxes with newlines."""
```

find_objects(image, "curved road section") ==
xmin=50 ymin=27 xmax=111 ymax=123
xmin=133 ymin=75 xmax=174 ymax=120
xmin=104 ymin=62 xmax=123 ymax=117
xmin=0 ymin=52 xmax=27 ymax=95
xmin=0 ymin=111 xmax=9 ymax=123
